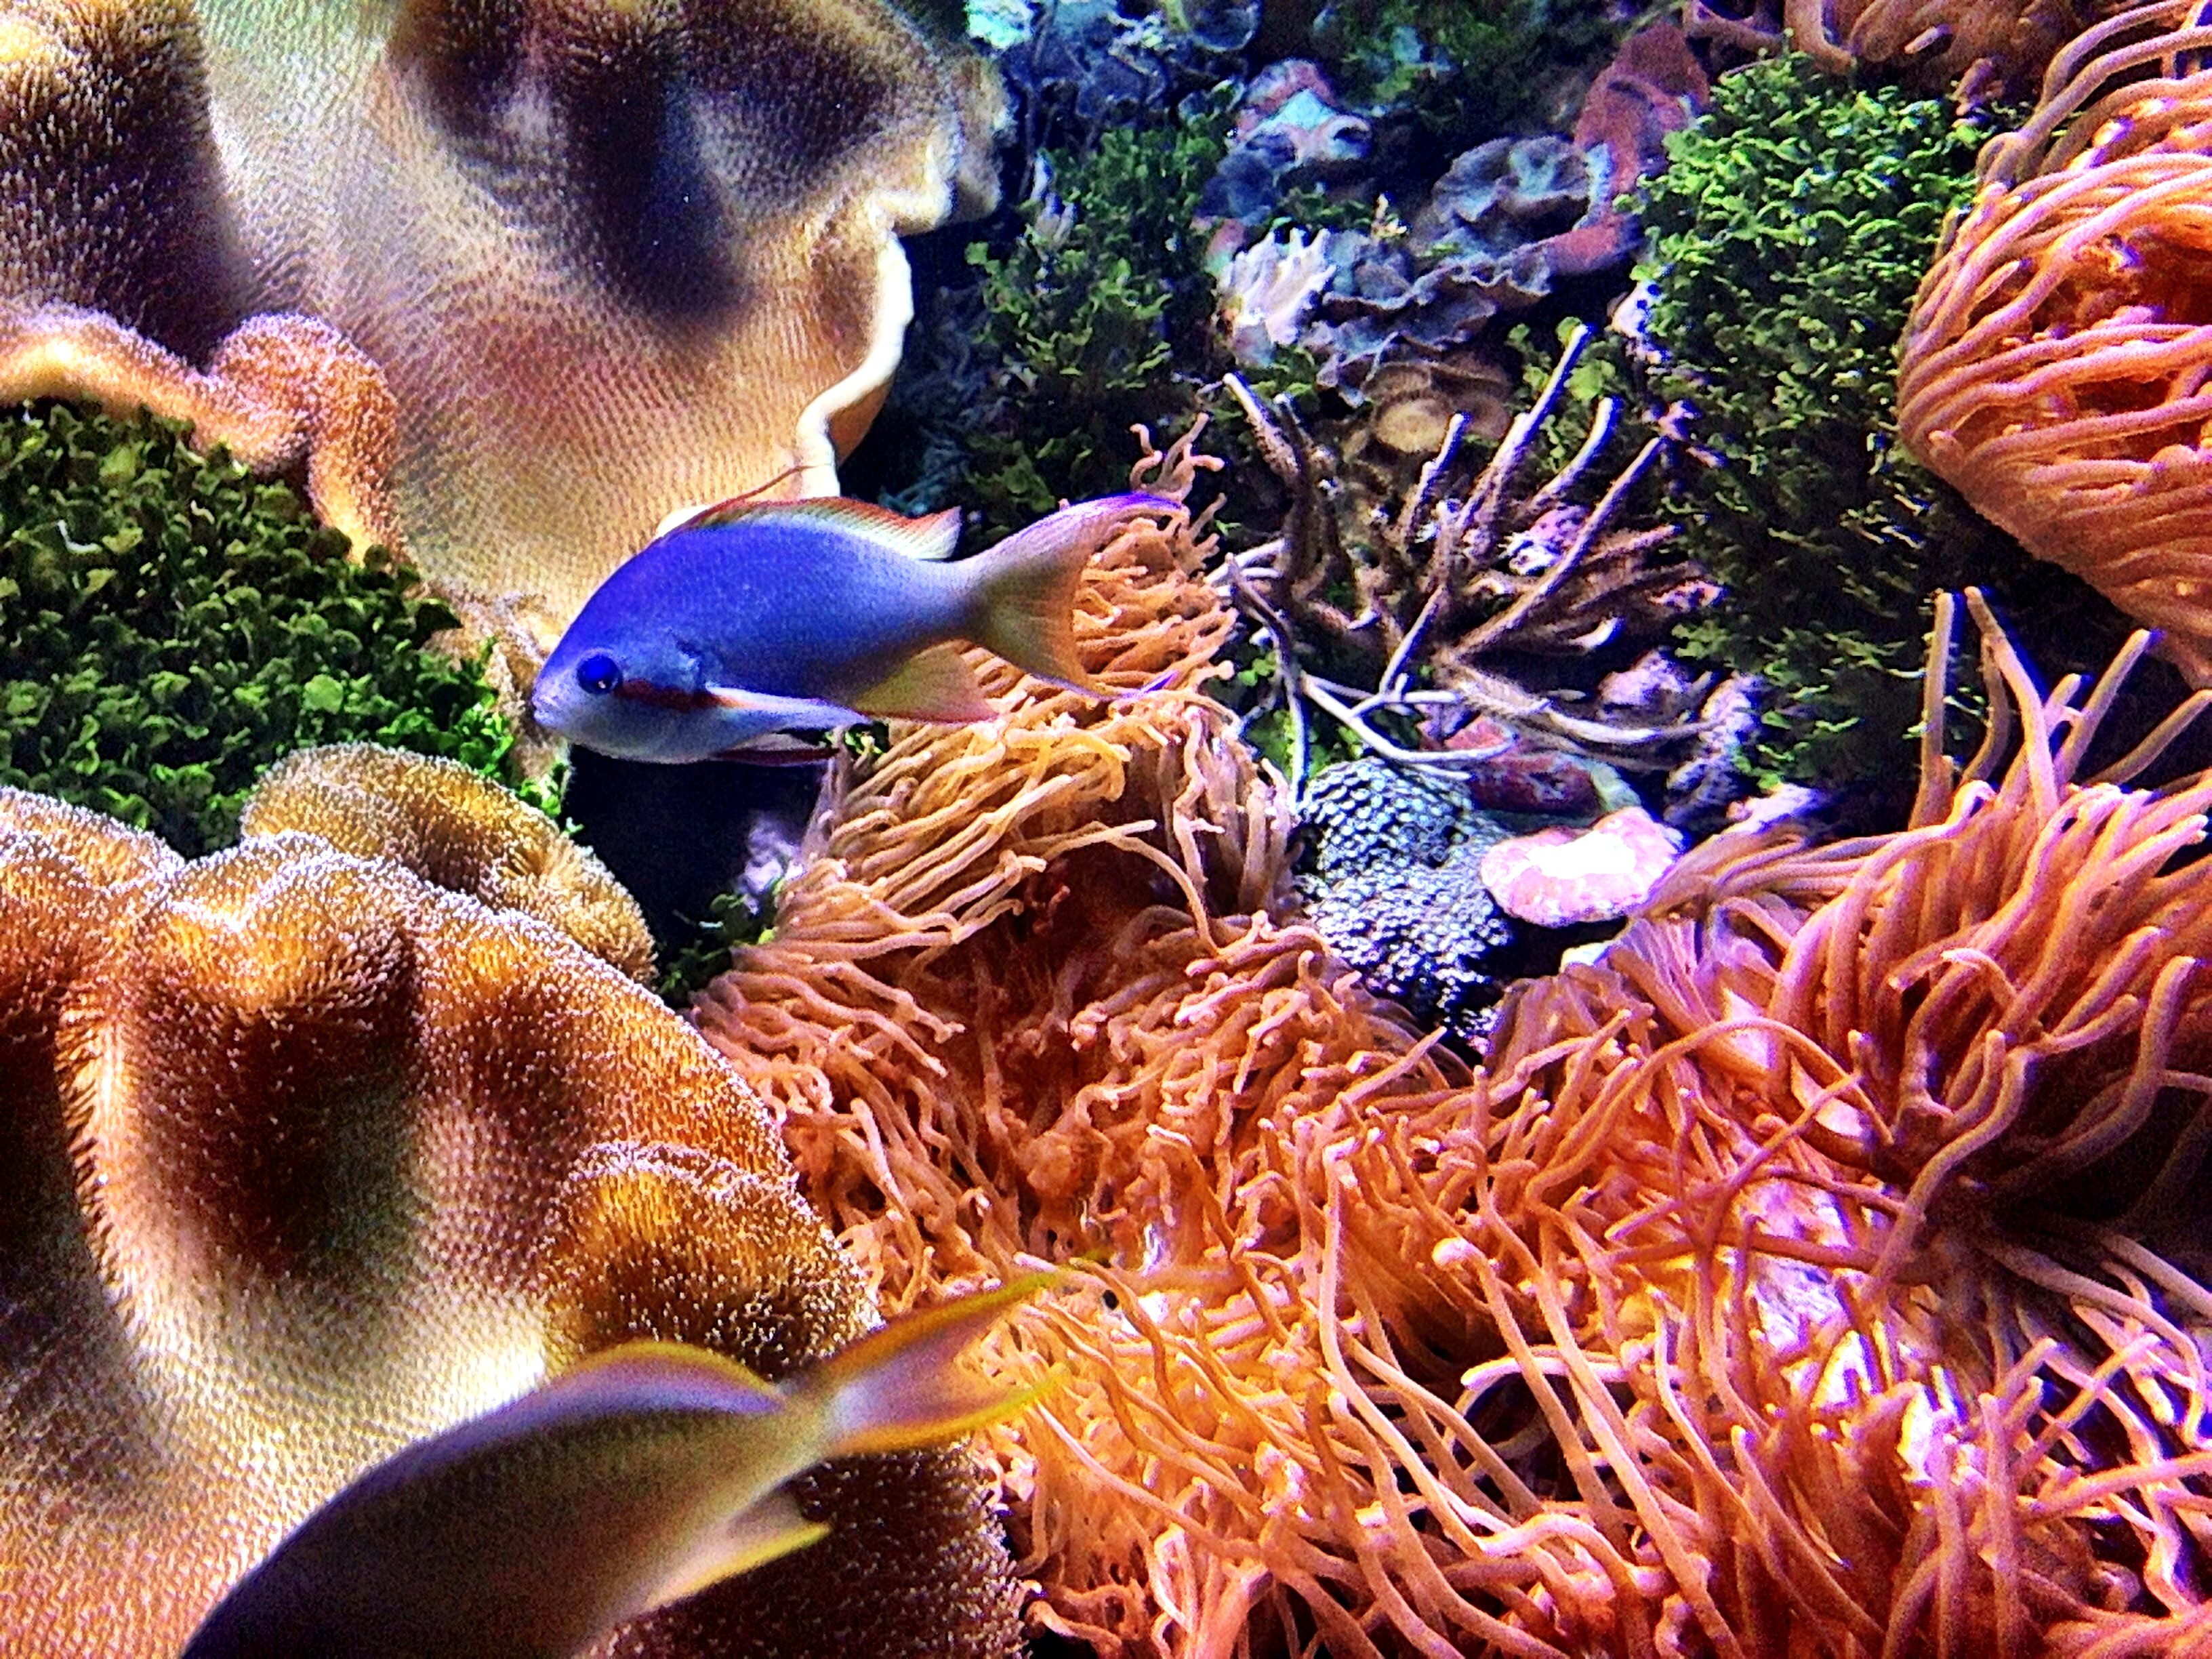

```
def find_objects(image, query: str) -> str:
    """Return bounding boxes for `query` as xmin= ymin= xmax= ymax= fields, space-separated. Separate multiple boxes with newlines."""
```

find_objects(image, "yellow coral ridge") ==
xmin=241 ymin=743 xmax=654 ymax=981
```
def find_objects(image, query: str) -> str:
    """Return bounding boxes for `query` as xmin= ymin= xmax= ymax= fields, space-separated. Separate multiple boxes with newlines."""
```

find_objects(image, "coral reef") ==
xmin=1569 ymin=52 xmax=2055 ymax=792
xmin=1686 ymin=0 xmax=2095 ymax=104
xmin=1227 ymin=325 xmax=1709 ymax=781
xmin=241 ymin=742 xmax=653 ymax=983
xmin=1310 ymin=0 xmax=1627 ymax=138
xmin=0 ymin=754 xmax=1019 ymax=1657
xmin=696 ymin=529 xmax=2212 ymax=1648
xmin=993 ymin=0 xmax=1254 ymax=146
xmin=0 ymin=400 xmax=528 ymax=856
xmin=0 ymin=0 xmax=1004 ymax=651
xmin=1223 ymin=29 xmax=1702 ymax=401
xmin=1899 ymin=0 xmax=2212 ymax=683
xmin=964 ymin=98 xmax=1229 ymax=529
xmin=1477 ymin=802 xmax=1681 ymax=925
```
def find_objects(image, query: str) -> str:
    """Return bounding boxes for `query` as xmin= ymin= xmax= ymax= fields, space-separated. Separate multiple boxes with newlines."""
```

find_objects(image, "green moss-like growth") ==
xmin=1317 ymin=0 xmax=1622 ymax=136
xmin=964 ymin=104 xmax=1229 ymax=531
xmin=1593 ymin=55 xmax=2078 ymax=788
xmin=0 ymin=401 xmax=534 ymax=856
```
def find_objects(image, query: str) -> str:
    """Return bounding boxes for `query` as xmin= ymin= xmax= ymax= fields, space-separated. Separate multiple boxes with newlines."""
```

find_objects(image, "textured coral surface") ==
xmin=0 ymin=753 xmax=1019 ymax=1658
xmin=0 ymin=0 xmax=1000 ymax=649
xmin=241 ymin=742 xmax=655 ymax=982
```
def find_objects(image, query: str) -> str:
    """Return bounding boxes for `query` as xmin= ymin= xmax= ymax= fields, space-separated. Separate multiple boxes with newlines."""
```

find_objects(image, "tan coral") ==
xmin=241 ymin=742 xmax=653 ymax=982
xmin=0 ymin=768 xmax=1021 ymax=1657
xmin=0 ymin=0 xmax=1002 ymax=653
xmin=1899 ymin=0 xmax=2212 ymax=681
xmin=693 ymin=465 xmax=2212 ymax=1650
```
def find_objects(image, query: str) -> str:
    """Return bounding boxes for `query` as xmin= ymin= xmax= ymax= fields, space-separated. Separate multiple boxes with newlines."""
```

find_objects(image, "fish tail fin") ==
xmin=805 ymin=1273 xmax=1057 ymax=1459
xmin=966 ymin=495 xmax=1179 ymax=696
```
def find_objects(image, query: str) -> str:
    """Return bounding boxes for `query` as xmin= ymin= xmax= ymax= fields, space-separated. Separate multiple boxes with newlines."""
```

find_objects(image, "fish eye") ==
xmin=575 ymin=652 xmax=623 ymax=696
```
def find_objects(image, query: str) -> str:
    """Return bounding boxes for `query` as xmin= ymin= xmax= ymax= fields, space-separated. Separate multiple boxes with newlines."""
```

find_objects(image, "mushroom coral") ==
xmin=0 ymin=0 xmax=1002 ymax=653
xmin=1898 ymin=0 xmax=2212 ymax=681
xmin=695 ymin=533 xmax=2212 ymax=1646
xmin=0 ymin=751 xmax=1021 ymax=1658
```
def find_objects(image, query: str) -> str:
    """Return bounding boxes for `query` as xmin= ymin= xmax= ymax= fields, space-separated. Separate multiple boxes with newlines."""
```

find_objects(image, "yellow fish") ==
xmin=182 ymin=1278 xmax=1048 ymax=1658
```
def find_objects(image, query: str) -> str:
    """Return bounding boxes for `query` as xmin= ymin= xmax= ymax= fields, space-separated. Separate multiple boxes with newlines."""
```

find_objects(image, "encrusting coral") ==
xmin=0 ymin=0 xmax=1003 ymax=653
xmin=1899 ymin=0 xmax=2212 ymax=684
xmin=691 ymin=451 xmax=2212 ymax=1650
xmin=0 ymin=748 xmax=1021 ymax=1658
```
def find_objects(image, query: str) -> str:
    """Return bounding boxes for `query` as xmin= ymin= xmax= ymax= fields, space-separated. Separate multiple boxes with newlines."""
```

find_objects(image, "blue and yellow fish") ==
xmin=531 ymin=493 xmax=1176 ymax=762
xmin=182 ymin=1278 xmax=1047 ymax=1659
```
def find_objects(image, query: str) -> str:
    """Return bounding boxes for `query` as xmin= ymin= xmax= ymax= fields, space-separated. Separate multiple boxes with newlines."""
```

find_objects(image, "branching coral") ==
xmin=1227 ymin=325 xmax=1708 ymax=775
xmin=0 ymin=0 xmax=1002 ymax=650
xmin=1898 ymin=0 xmax=2212 ymax=683
xmin=0 ymin=752 xmax=1019 ymax=1658
xmin=691 ymin=495 xmax=2212 ymax=1650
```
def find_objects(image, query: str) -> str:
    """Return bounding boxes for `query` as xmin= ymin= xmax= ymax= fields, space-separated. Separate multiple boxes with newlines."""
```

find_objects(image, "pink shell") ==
xmin=1479 ymin=806 xmax=1683 ymax=928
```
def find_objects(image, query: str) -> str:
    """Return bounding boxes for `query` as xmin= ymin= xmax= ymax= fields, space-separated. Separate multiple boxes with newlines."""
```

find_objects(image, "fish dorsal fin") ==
xmin=846 ymin=643 xmax=996 ymax=723
xmin=672 ymin=497 xmax=964 ymax=561
xmin=638 ymin=1490 xmax=831 ymax=1616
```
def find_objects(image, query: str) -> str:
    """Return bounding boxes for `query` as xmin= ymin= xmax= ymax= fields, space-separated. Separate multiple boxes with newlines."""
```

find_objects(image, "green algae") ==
xmin=0 ymin=400 xmax=538 ymax=856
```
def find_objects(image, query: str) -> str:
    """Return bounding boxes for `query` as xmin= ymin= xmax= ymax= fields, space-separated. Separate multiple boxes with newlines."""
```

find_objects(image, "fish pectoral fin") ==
xmin=846 ymin=643 xmax=996 ymax=723
xmin=642 ymin=1490 xmax=831 ymax=1614
xmin=702 ymin=686 xmax=865 ymax=730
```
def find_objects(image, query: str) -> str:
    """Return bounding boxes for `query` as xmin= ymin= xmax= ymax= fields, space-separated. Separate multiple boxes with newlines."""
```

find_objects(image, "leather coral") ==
xmin=0 ymin=0 xmax=1002 ymax=654
xmin=1899 ymin=0 xmax=2212 ymax=680
xmin=0 ymin=750 xmax=1021 ymax=1658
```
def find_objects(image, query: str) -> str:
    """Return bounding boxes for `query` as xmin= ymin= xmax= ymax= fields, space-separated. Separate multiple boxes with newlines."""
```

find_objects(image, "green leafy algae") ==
xmin=1319 ymin=0 xmax=1622 ymax=134
xmin=964 ymin=100 xmax=1231 ymax=530
xmin=0 ymin=401 xmax=535 ymax=856
xmin=1555 ymin=56 xmax=2084 ymax=791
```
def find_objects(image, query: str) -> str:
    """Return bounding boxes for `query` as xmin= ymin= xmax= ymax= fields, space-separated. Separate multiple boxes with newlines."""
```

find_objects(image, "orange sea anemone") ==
xmin=1898 ymin=0 xmax=2212 ymax=681
xmin=695 ymin=462 xmax=2212 ymax=1651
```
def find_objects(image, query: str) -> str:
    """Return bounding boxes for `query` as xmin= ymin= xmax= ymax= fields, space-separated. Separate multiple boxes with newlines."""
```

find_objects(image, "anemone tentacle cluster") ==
xmin=0 ymin=0 xmax=1003 ymax=653
xmin=1900 ymin=0 xmax=2212 ymax=680
xmin=694 ymin=485 xmax=2212 ymax=1649
xmin=0 ymin=748 xmax=1021 ymax=1658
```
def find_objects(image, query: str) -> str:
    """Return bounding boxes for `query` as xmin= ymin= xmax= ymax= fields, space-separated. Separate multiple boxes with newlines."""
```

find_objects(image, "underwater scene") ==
xmin=7 ymin=0 xmax=2212 ymax=1652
